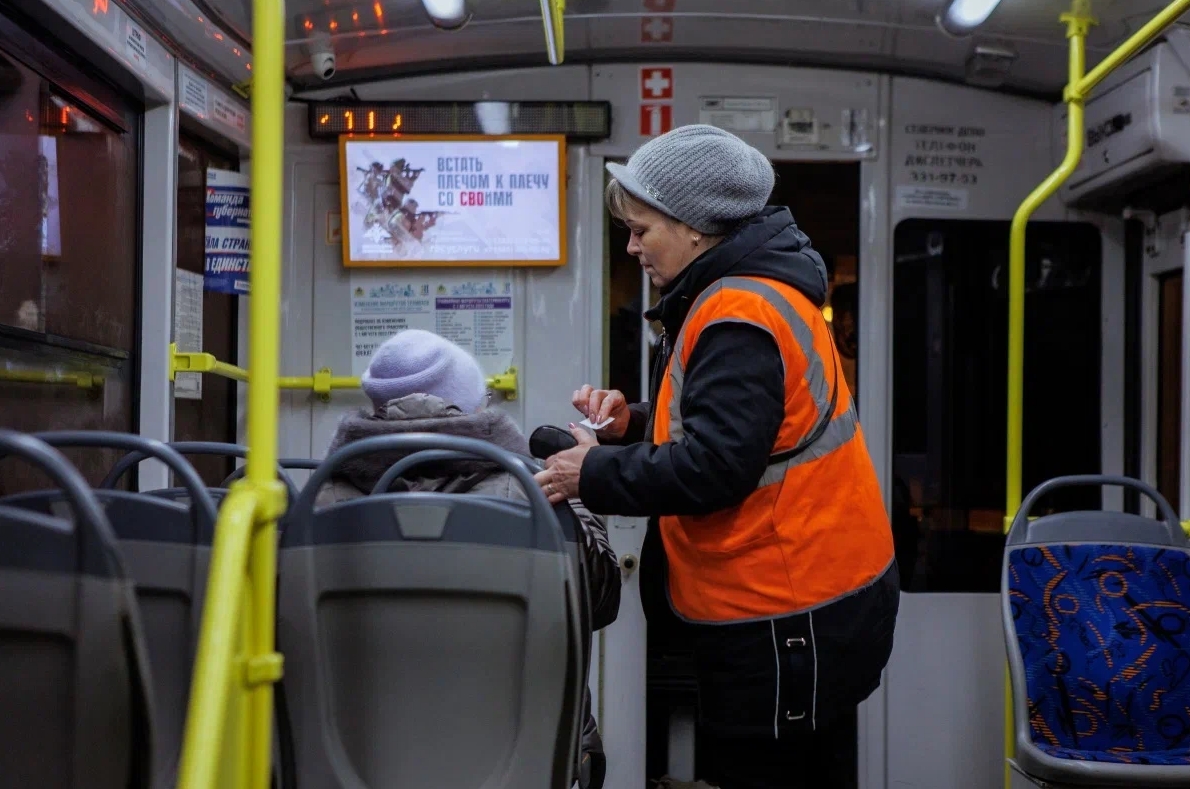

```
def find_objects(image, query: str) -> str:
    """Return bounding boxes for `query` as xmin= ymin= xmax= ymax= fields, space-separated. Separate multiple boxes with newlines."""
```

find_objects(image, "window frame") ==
xmin=0 ymin=3 xmax=144 ymax=484
xmin=890 ymin=217 xmax=1105 ymax=593
xmin=172 ymin=128 xmax=242 ymax=485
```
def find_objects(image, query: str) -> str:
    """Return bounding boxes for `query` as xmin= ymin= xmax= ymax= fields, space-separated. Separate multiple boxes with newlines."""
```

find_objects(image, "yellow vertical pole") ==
xmin=177 ymin=0 xmax=288 ymax=783
xmin=1006 ymin=7 xmax=1091 ymax=524
xmin=540 ymin=0 xmax=565 ymax=64
xmin=1004 ymin=5 xmax=1093 ymax=787
xmin=176 ymin=493 xmax=255 ymax=789
xmin=243 ymin=0 xmax=288 ymax=784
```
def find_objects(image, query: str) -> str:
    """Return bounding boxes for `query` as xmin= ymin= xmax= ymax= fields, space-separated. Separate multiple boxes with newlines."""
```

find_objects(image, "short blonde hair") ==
xmin=605 ymin=177 xmax=651 ymax=223
xmin=605 ymin=177 xmax=729 ymax=249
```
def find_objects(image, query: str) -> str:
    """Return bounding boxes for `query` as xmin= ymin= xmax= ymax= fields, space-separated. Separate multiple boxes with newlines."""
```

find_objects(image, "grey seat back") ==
xmin=4 ymin=432 xmax=218 ymax=789
xmin=221 ymin=456 xmax=321 ymax=491
xmin=0 ymin=430 xmax=154 ymax=789
xmin=102 ymin=441 xmax=303 ymax=506
xmin=103 ymin=442 xmax=313 ymax=789
xmin=1002 ymin=475 xmax=1190 ymax=787
xmin=279 ymin=434 xmax=584 ymax=789
xmin=373 ymin=452 xmax=597 ymax=787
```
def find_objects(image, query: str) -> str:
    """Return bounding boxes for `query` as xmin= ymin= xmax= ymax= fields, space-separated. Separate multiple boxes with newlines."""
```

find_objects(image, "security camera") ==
xmin=308 ymin=35 xmax=336 ymax=81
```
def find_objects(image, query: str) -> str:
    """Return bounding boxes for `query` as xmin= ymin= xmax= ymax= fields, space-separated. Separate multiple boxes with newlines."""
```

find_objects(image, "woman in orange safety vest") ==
xmin=534 ymin=124 xmax=899 ymax=789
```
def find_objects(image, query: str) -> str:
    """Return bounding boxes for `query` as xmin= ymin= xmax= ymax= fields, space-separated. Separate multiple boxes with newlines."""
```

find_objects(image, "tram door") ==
xmin=888 ymin=218 xmax=1104 ymax=789
xmin=604 ymin=159 xmax=861 ymax=786
xmin=1140 ymin=218 xmax=1187 ymax=522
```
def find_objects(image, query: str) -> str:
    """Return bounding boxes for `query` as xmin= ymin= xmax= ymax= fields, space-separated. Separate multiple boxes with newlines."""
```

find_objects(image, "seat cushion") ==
xmin=1036 ymin=743 xmax=1190 ymax=765
xmin=1007 ymin=543 xmax=1190 ymax=761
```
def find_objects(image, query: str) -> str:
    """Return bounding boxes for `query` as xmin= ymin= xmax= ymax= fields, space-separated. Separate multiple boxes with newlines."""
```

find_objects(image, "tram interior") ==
xmin=1 ymin=0 xmax=1190 ymax=788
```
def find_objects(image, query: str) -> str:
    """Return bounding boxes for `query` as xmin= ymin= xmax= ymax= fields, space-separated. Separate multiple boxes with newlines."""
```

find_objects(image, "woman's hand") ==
xmin=573 ymin=385 xmax=631 ymax=441
xmin=534 ymin=424 xmax=599 ymax=505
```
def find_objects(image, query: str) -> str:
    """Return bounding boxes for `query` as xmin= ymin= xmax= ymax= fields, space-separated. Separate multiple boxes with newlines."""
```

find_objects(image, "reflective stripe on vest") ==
xmin=666 ymin=276 xmax=850 ymax=471
xmin=652 ymin=275 xmax=894 ymax=624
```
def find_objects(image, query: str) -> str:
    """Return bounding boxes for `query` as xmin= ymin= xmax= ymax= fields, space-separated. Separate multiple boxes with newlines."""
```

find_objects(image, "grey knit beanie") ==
xmin=606 ymin=124 xmax=775 ymax=235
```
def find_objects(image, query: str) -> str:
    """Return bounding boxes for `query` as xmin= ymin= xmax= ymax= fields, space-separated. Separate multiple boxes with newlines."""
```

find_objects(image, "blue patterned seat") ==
xmin=1002 ymin=476 xmax=1190 ymax=787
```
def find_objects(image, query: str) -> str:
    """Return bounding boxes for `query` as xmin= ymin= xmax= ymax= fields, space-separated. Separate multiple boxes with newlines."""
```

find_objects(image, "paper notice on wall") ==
xmin=895 ymin=185 xmax=969 ymax=211
xmin=350 ymin=273 xmax=515 ymax=378
xmin=212 ymin=93 xmax=247 ymax=134
xmin=699 ymin=96 xmax=777 ymax=134
xmin=124 ymin=18 xmax=148 ymax=71
xmin=179 ymin=69 xmax=209 ymax=118
xmin=174 ymin=269 xmax=204 ymax=400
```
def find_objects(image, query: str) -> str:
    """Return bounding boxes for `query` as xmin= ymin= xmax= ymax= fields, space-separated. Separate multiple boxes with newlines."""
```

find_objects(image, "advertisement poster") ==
xmin=340 ymin=136 xmax=564 ymax=266
xmin=349 ymin=272 xmax=515 ymax=377
xmin=204 ymin=167 xmax=250 ymax=294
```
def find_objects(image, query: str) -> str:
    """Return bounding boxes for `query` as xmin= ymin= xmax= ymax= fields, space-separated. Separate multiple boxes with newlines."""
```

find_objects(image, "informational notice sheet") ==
xmin=173 ymin=269 xmax=204 ymax=400
xmin=349 ymin=272 xmax=515 ymax=377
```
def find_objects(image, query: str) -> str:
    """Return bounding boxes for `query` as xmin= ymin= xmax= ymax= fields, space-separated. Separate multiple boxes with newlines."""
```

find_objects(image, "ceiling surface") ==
xmin=126 ymin=0 xmax=1190 ymax=95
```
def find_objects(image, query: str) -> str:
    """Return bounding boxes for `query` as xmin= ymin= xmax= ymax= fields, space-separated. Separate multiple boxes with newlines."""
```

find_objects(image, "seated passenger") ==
xmin=316 ymin=329 xmax=619 ymax=789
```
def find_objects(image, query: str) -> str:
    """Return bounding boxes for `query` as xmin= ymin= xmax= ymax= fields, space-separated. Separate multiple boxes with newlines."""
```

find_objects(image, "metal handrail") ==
xmin=170 ymin=343 xmax=519 ymax=400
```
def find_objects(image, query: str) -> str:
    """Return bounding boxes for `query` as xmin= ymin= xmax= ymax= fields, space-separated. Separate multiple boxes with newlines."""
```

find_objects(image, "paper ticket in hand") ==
xmin=579 ymin=416 xmax=615 ymax=431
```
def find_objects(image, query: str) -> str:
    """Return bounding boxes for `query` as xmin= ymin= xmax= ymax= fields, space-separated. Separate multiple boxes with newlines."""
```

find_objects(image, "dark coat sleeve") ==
xmin=597 ymin=402 xmax=651 ymax=447
xmin=567 ymin=498 xmax=621 ymax=631
xmin=577 ymin=323 xmax=785 ymax=517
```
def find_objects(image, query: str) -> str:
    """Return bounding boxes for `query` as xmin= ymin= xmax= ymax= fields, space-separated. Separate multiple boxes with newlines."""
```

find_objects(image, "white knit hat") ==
xmin=360 ymin=330 xmax=487 ymax=413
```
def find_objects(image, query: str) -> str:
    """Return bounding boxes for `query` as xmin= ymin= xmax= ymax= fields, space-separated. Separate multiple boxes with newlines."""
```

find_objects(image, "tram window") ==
xmin=0 ymin=79 xmax=137 ymax=348
xmin=1157 ymin=271 xmax=1182 ymax=514
xmin=173 ymin=134 xmax=240 ymax=487
xmin=0 ymin=26 xmax=139 ymax=493
xmin=892 ymin=219 xmax=1102 ymax=593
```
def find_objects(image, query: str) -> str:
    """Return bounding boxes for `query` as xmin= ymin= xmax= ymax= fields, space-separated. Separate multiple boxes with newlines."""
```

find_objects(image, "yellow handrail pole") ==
xmin=172 ymin=347 xmax=519 ymax=399
xmin=1006 ymin=3 xmax=1091 ymax=534
xmin=243 ymin=0 xmax=289 ymax=783
xmin=1075 ymin=0 xmax=1190 ymax=99
xmin=175 ymin=490 xmax=257 ymax=788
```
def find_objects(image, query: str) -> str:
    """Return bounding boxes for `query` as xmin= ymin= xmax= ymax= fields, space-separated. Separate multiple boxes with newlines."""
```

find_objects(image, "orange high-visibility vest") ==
xmin=653 ymin=275 xmax=894 ymax=623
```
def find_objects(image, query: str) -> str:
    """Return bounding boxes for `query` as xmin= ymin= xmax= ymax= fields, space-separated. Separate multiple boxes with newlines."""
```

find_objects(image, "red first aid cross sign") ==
xmin=640 ymin=67 xmax=673 ymax=100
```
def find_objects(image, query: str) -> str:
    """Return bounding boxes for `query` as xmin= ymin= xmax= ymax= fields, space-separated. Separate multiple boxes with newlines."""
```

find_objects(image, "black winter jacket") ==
xmin=580 ymin=207 xmax=899 ymax=738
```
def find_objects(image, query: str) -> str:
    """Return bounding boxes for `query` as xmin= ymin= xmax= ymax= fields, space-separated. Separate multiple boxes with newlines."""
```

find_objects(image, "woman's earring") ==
xmin=692 ymin=236 xmax=701 ymax=246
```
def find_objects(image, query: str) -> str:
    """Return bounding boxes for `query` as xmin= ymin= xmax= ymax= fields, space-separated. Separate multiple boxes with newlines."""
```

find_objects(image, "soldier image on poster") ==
xmin=352 ymin=155 xmax=450 ymax=254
